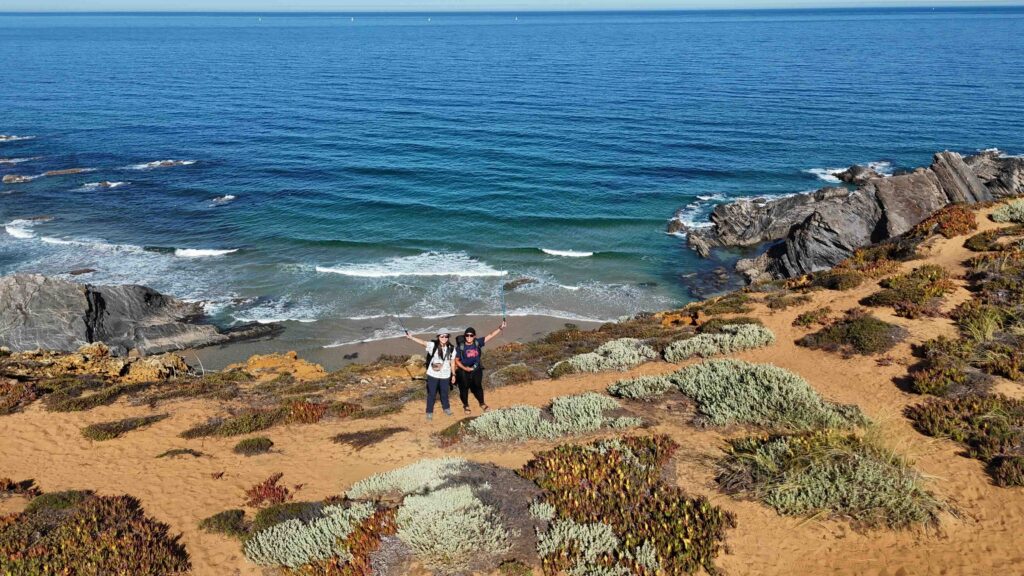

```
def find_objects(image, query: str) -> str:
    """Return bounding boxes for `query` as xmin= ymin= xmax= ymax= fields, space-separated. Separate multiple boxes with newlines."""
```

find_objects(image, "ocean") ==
xmin=2 ymin=8 xmax=1024 ymax=349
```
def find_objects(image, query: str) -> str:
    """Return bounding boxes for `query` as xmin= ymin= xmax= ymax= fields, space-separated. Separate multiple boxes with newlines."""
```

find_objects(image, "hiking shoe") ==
xmin=443 ymin=409 xmax=453 ymax=416
xmin=426 ymin=413 xmax=433 ymax=421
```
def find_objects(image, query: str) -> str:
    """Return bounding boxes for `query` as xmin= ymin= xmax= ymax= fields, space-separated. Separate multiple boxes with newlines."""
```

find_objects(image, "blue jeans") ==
xmin=426 ymin=376 xmax=451 ymax=414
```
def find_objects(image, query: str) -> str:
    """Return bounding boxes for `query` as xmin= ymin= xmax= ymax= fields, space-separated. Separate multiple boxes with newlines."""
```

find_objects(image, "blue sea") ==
xmin=2 ymin=8 xmax=1023 ymax=348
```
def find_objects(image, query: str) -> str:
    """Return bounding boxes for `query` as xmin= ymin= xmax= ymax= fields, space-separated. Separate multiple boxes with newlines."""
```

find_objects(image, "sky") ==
xmin=1 ymin=0 xmax=1021 ymax=12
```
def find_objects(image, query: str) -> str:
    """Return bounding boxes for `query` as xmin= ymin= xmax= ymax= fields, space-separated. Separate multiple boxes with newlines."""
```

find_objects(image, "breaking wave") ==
xmin=125 ymin=159 xmax=196 ymax=170
xmin=316 ymin=251 xmax=507 ymax=278
xmin=541 ymin=248 xmax=594 ymax=258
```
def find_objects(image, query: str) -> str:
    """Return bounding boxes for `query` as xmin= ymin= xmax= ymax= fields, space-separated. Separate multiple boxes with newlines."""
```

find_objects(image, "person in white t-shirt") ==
xmin=404 ymin=330 xmax=457 ymax=420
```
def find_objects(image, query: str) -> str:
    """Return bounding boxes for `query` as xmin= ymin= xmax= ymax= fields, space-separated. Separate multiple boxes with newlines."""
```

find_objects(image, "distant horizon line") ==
xmin=3 ymin=4 xmax=1024 ymax=15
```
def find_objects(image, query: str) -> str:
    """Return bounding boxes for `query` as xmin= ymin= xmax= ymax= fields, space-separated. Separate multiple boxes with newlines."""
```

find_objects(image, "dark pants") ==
xmin=457 ymin=368 xmax=485 ymax=408
xmin=426 ymin=376 xmax=451 ymax=414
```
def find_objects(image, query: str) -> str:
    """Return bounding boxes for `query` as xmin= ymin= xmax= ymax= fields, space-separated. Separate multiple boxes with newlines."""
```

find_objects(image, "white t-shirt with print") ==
xmin=425 ymin=342 xmax=454 ymax=379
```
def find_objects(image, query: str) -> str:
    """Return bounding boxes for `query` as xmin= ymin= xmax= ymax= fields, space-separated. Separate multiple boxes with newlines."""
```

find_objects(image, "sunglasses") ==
xmin=465 ymin=333 xmax=476 ymax=337
xmin=438 ymin=335 xmax=449 ymax=339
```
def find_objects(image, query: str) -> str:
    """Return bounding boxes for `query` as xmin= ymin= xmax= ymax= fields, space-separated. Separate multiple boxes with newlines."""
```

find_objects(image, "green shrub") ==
xmin=549 ymin=338 xmax=657 ymax=378
xmin=906 ymin=394 xmax=1024 ymax=486
xmin=812 ymin=270 xmax=864 ymax=291
xmin=990 ymin=455 xmax=1024 ymax=487
xmin=953 ymin=301 xmax=1004 ymax=343
xmin=697 ymin=316 xmax=763 ymax=334
xmin=699 ymin=292 xmax=753 ymax=315
xmin=331 ymin=427 xmax=409 ymax=450
xmin=797 ymin=308 xmax=906 ymax=355
xmin=0 ymin=493 xmax=190 ymax=575
xmin=233 ymin=437 xmax=274 ymax=456
xmin=716 ymin=431 xmax=943 ymax=528
xmin=663 ymin=324 xmax=775 ymax=362
xmin=521 ymin=436 xmax=733 ymax=575
xmin=669 ymin=359 xmax=865 ymax=430
xmin=467 ymin=393 xmax=639 ymax=442
xmin=395 ymin=485 xmax=513 ymax=572
xmin=24 ymin=490 xmax=94 ymax=514
xmin=992 ymin=199 xmax=1024 ymax=223
xmin=488 ymin=363 xmax=533 ymax=387
xmin=251 ymin=502 xmax=324 ymax=534
xmin=180 ymin=408 xmax=288 ymax=439
xmin=606 ymin=375 xmax=673 ymax=401
xmin=965 ymin=230 xmax=1003 ymax=252
xmin=792 ymin=307 xmax=832 ymax=328
xmin=764 ymin=293 xmax=813 ymax=310
xmin=82 ymin=414 xmax=169 ymax=441
xmin=243 ymin=502 xmax=375 ymax=567
xmin=199 ymin=509 xmax=248 ymax=539
xmin=861 ymin=265 xmax=955 ymax=318
xmin=908 ymin=337 xmax=977 ymax=396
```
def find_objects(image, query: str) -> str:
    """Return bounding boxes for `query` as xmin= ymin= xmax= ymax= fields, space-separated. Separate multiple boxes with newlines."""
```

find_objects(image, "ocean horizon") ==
xmin=2 ymin=6 xmax=1023 ymax=350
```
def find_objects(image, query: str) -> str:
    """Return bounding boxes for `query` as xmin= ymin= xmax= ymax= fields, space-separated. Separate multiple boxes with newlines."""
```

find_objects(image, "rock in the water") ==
xmin=2 ymin=174 xmax=33 ymax=184
xmin=834 ymin=164 xmax=882 ymax=185
xmin=0 ymin=274 xmax=282 ymax=355
xmin=68 ymin=268 xmax=97 ymax=276
xmin=681 ymin=150 xmax=1024 ymax=282
xmin=42 ymin=168 xmax=93 ymax=177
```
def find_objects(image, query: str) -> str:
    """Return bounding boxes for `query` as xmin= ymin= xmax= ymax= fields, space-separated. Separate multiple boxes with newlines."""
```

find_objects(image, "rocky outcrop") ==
xmin=835 ymin=164 xmax=882 ymax=185
xmin=2 ymin=175 xmax=33 ymax=184
xmin=0 ymin=274 xmax=282 ymax=355
xmin=679 ymin=150 xmax=1024 ymax=282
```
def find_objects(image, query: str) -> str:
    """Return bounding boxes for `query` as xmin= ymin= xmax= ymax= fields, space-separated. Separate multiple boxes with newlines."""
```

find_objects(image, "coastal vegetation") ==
xmin=797 ymin=308 xmax=906 ymax=356
xmin=81 ymin=413 xmax=169 ymax=441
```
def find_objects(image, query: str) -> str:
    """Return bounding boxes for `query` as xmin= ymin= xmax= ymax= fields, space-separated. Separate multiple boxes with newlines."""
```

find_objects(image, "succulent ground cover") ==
xmin=792 ymin=307 xmax=832 ymax=328
xmin=910 ymin=203 xmax=978 ymax=239
xmin=907 ymin=394 xmax=1024 ymax=486
xmin=716 ymin=431 xmax=943 ymax=528
xmin=521 ymin=435 xmax=734 ymax=575
xmin=81 ymin=413 xmax=169 ymax=441
xmin=861 ymin=264 xmax=956 ymax=318
xmin=0 ymin=489 xmax=190 ymax=575
xmin=233 ymin=436 xmax=274 ymax=456
xmin=797 ymin=308 xmax=907 ymax=356
xmin=609 ymin=359 xmax=864 ymax=430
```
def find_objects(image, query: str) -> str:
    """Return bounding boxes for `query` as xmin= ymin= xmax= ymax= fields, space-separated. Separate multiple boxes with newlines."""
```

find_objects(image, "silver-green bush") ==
xmin=671 ymin=359 xmax=865 ymax=429
xmin=606 ymin=375 xmax=673 ymax=401
xmin=529 ymin=500 xmax=556 ymax=521
xmin=396 ymin=485 xmax=514 ymax=572
xmin=467 ymin=393 xmax=639 ymax=442
xmin=243 ymin=502 xmax=374 ymax=567
xmin=992 ymin=199 xmax=1024 ymax=223
xmin=663 ymin=324 xmax=775 ymax=362
xmin=346 ymin=457 xmax=466 ymax=499
xmin=549 ymin=338 xmax=657 ymax=377
xmin=536 ymin=519 xmax=621 ymax=575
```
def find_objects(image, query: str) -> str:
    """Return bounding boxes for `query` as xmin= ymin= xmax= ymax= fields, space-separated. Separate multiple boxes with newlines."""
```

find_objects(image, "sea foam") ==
xmin=4 ymin=219 xmax=37 ymax=239
xmin=126 ymin=159 xmax=196 ymax=170
xmin=175 ymin=248 xmax=238 ymax=258
xmin=316 ymin=251 xmax=507 ymax=278
xmin=541 ymin=248 xmax=594 ymax=258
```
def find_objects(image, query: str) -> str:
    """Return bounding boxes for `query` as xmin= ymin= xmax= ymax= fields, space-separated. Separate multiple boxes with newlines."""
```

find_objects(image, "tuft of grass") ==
xmin=861 ymin=264 xmax=955 ymax=318
xmin=716 ymin=430 xmax=943 ymax=528
xmin=233 ymin=437 xmax=274 ymax=456
xmin=81 ymin=414 xmax=169 ymax=441
xmin=199 ymin=509 xmax=248 ymax=539
xmin=332 ymin=427 xmax=409 ymax=450
xmin=797 ymin=308 xmax=907 ymax=356
xmin=156 ymin=448 xmax=206 ymax=459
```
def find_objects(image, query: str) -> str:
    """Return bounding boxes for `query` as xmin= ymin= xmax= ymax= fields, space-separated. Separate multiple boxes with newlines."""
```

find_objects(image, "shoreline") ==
xmin=187 ymin=313 xmax=603 ymax=371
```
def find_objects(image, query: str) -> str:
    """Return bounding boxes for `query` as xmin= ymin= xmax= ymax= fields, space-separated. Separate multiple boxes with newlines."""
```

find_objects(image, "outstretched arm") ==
xmin=404 ymin=331 xmax=428 ymax=346
xmin=484 ymin=319 xmax=507 ymax=343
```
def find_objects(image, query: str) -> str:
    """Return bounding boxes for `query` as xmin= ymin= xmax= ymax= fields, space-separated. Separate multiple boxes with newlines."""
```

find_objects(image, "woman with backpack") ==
xmin=404 ymin=330 xmax=456 ymax=420
xmin=454 ymin=320 xmax=506 ymax=413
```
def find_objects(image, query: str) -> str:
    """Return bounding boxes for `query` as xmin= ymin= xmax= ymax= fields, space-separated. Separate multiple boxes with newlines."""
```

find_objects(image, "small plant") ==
xmin=911 ymin=203 xmax=978 ymax=239
xmin=812 ymin=269 xmax=865 ymax=291
xmin=716 ymin=431 xmax=943 ymax=528
xmin=793 ymin=307 xmax=832 ymax=328
xmin=663 ymin=324 xmax=775 ymax=362
xmin=332 ymin=427 xmax=409 ymax=450
xmin=180 ymin=408 xmax=288 ymax=438
xmin=81 ymin=414 xmax=169 ymax=441
xmin=764 ymin=292 xmax=813 ymax=310
xmin=861 ymin=264 xmax=955 ymax=318
xmin=548 ymin=338 xmax=657 ymax=378
xmin=245 ymin=473 xmax=293 ymax=507
xmin=992 ymin=199 xmax=1024 ymax=223
xmin=233 ymin=437 xmax=274 ymax=456
xmin=199 ymin=509 xmax=248 ymax=539
xmin=156 ymin=448 xmax=206 ymax=459
xmin=797 ymin=308 xmax=907 ymax=356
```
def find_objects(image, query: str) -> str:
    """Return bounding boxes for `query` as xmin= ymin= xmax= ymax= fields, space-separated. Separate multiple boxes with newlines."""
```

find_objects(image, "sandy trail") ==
xmin=3 ymin=209 xmax=1023 ymax=575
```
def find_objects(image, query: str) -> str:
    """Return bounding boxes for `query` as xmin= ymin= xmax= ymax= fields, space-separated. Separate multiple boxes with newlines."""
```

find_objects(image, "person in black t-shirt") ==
xmin=454 ymin=321 xmax=506 ymax=413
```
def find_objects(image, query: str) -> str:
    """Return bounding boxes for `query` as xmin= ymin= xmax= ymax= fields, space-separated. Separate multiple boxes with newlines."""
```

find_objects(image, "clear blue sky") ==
xmin=2 ymin=0 xmax=1021 ymax=12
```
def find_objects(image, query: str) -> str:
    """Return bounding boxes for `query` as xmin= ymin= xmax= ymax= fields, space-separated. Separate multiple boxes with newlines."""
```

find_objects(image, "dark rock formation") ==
xmin=2 ymin=174 xmax=33 ymax=184
xmin=678 ymin=150 xmax=1024 ymax=282
xmin=0 ymin=274 xmax=281 ymax=355
xmin=835 ymin=164 xmax=882 ymax=185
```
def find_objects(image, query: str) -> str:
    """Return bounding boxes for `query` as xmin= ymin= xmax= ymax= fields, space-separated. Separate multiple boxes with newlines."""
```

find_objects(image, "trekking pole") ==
xmin=499 ymin=282 xmax=507 ymax=321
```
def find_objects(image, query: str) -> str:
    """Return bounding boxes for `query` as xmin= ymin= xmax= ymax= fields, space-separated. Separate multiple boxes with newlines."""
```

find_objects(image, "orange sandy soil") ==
xmin=3 ymin=207 xmax=1024 ymax=576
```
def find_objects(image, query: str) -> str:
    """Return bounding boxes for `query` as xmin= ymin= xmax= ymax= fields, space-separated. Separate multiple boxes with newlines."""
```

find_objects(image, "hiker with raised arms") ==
xmin=454 ymin=321 xmax=506 ymax=413
xmin=403 ymin=330 xmax=457 ymax=421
